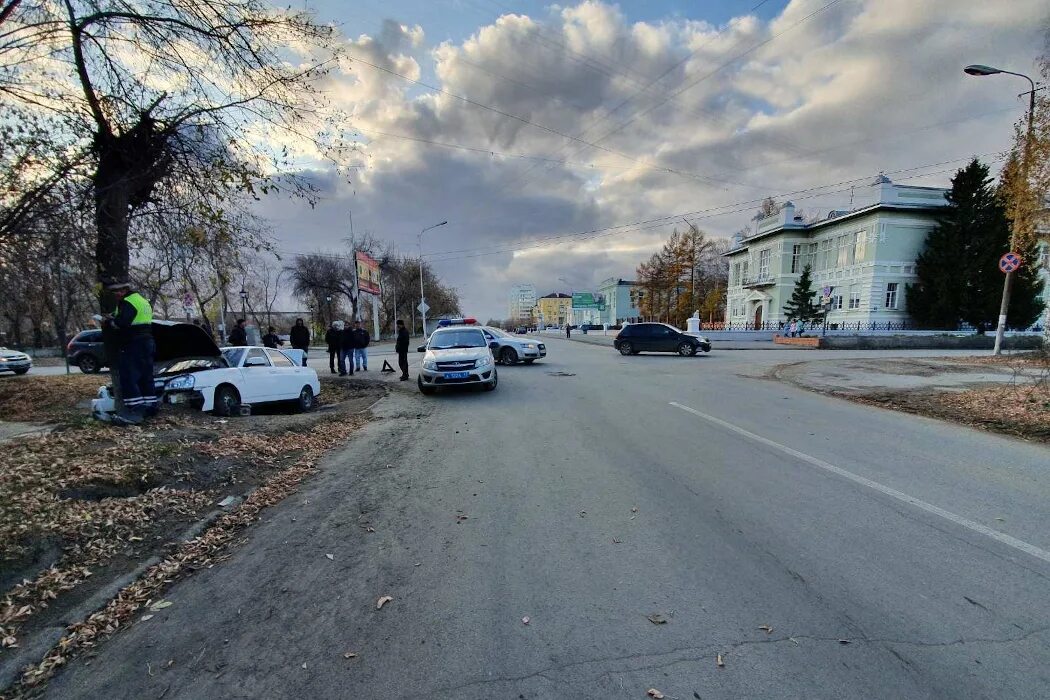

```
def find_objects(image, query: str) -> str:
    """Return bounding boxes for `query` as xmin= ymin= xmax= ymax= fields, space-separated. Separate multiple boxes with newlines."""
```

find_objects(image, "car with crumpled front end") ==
xmin=479 ymin=326 xmax=546 ymax=365
xmin=417 ymin=326 xmax=498 ymax=394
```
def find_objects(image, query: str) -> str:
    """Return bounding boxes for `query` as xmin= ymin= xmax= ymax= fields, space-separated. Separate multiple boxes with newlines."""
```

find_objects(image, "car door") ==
xmin=239 ymin=347 xmax=275 ymax=402
xmin=649 ymin=325 xmax=676 ymax=351
xmin=633 ymin=324 xmax=658 ymax=351
xmin=265 ymin=348 xmax=302 ymax=399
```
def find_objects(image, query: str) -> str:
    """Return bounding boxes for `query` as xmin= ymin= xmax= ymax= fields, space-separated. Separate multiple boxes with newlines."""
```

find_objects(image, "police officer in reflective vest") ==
xmin=103 ymin=281 xmax=156 ymax=424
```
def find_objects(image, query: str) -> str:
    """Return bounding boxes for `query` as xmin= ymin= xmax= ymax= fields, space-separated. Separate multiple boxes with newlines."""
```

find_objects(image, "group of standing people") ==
xmin=233 ymin=317 xmax=311 ymax=366
xmin=785 ymin=319 xmax=806 ymax=337
xmin=325 ymin=320 xmax=371 ymax=376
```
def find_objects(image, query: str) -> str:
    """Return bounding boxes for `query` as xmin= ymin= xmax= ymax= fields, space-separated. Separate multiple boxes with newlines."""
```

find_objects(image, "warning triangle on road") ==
xmin=381 ymin=360 xmax=395 ymax=373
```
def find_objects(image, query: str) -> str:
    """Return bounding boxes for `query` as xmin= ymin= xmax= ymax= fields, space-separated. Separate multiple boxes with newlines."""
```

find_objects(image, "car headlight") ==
xmin=422 ymin=359 xmax=438 ymax=370
xmin=476 ymin=355 xmax=492 ymax=368
xmin=165 ymin=374 xmax=195 ymax=390
xmin=523 ymin=343 xmax=536 ymax=349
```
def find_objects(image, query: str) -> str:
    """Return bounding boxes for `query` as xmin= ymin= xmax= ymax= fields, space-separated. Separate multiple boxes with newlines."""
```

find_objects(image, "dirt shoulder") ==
xmin=771 ymin=353 xmax=1050 ymax=443
xmin=0 ymin=375 xmax=387 ymax=694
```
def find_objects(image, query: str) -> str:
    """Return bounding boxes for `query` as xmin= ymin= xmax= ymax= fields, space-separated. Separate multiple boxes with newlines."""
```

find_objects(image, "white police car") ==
xmin=417 ymin=318 xmax=498 ymax=395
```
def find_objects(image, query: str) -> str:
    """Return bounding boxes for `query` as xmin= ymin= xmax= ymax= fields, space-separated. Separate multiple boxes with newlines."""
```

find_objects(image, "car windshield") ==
xmin=486 ymin=327 xmax=510 ymax=338
xmin=221 ymin=347 xmax=246 ymax=367
xmin=429 ymin=330 xmax=486 ymax=349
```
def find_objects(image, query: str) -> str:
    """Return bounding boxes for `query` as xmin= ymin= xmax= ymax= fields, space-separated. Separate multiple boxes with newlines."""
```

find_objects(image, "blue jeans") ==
xmin=338 ymin=349 xmax=355 ymax=375
xmin=354 ymin=347 xmax=368 ymax=370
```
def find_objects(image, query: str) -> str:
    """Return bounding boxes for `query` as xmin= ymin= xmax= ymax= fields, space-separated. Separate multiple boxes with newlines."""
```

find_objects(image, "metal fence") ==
xmin=699 ymin=320 xmax=972 ymax=332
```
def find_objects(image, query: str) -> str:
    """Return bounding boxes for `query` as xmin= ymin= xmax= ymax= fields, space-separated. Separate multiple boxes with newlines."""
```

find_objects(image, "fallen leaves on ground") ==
xmin=647 ymin=689 xmax=665 ymax=699
xmin=758 ymin=625 xmax=773 ymax=634
xmin=646 ymin=614 xmax=668 ymax=625
xmin=343 ymin=651 xmax=358 ymax=659
xmin=376 ymin=596 xmax=393 ymax=610
xmin=716 ymin=654 xmax=725 ymax=667
xmin=0 ymin=374 xmax=100 ymax=423
xmin=8 ymin=412 xmax=370 ymax=694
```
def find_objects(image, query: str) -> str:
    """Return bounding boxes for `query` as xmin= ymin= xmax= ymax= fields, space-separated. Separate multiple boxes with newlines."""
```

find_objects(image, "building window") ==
xmin=733 ymin=262 xmax=741 ymax=286
xmin=741 ymin=261 xmax=749 ymax=282
xmin=831 ymin=294 xmax=843 ymax=310
xmin=835 ymin=233 xmax=856 ymax=268
xmin=758 ymin=249 xmax=770 ymax=279
xmin=848 ymin=285 xmax=861 ymax=310
xmin=791 ymin=244 xmax=802 ymax=273
xmin=885 ymin=282 xmax=899 ymax=309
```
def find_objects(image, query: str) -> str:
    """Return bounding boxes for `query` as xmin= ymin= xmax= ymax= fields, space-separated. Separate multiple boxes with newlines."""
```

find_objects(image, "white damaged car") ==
xmin=92 ymin=321 xmax=320 ymax=418
xmin=479 ymin=325 xmax=546 ymax=365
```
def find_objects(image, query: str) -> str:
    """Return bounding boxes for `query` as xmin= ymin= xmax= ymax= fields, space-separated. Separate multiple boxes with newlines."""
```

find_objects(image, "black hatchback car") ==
xmin=613 ymin=323 xmax=711 ymax=356
xmin=67 ymin=329 xmax=106 ymax=373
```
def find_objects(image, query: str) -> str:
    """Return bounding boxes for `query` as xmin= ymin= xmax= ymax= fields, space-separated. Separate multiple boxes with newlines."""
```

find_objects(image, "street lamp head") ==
xmin=964 ymin=64 xmax=1002 ymax=76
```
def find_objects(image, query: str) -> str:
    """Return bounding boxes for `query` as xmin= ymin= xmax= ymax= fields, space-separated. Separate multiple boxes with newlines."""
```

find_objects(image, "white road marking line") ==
xmin=669 ymin=401 xmax=1050 ymax=566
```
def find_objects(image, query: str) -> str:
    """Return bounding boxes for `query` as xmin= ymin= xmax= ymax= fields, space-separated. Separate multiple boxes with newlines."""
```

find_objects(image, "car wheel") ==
xmin=501 ymin=347 xmax=518 ymax=365
xmin=213 ymin=384 xmax=241 ymax=416
xmin=296 ymin=385 xmax=315 ymax=413
xmin=523 ymin=359 xmax=535 ymax=364
xmin=418 ymin=376 xmax=436 ymax=395
xmin=78 ymin=354 xmax=100 ymax=373
xmin=14 ymin=368 xmax=29 ymax=375
xmin=484 ymin=371 xmax=498 ymax=391
xmin=618 ymin=342 xmax=634 ymax=356
xmin=678 ymin=341 xmax=696 ymax=357
xmin=702 ymin=344 xmax=711 ymax=353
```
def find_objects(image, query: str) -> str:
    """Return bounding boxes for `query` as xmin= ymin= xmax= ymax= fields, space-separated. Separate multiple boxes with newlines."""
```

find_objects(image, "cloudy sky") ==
xmin=257 ymin=0 xmax=1048 ymax=321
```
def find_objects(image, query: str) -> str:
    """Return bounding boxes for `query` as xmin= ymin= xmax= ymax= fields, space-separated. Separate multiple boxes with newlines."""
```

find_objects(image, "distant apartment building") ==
xmin=724 ymin=176 xmax=959 ymax=328
xmin=535 ymin=292 xmax=572 ymax=326
xmin=507 ymin=284 xmax=537 ymax=324
xmin=597 ymin=278 xmax=642 ymax=325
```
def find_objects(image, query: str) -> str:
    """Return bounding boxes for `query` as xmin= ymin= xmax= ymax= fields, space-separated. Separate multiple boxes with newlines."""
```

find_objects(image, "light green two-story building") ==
xmin=723 ymin=176 xmax=952 ymax=329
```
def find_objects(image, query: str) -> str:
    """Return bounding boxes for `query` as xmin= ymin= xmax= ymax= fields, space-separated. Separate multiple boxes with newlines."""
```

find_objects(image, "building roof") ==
xmin=540 ymin=292 xmax=572 ymax=299
xmin=722 ymin=201 xmax=947 ymax=256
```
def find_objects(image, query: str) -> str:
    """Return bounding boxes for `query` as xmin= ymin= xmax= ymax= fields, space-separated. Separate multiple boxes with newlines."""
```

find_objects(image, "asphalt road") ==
xmin=45 ymin=339 xmax=1050 ymax=699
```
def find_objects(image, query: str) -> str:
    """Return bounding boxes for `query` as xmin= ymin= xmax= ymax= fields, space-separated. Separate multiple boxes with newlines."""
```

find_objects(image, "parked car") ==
xmin=515 ymin=326 xmax=527 ymax=334
xmin=0 ymin=347 xmax=32 ymax=375
xmin=68 ymin=329 xmax=106 ymax=373
xmin=613 ymin=323 xmax=711 ymax=356
xmin=91 ymin=321 xmax=320 ymax=418
xmin=480 ymin=326 xmax=546 ymax=365
xmin=417 ymin=325 xmax=498 ymax=394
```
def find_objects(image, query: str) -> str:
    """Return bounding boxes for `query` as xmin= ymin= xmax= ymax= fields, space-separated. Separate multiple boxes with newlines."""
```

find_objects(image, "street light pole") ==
xmin=418 ymin=220 xmax=447 ymax=337
xmin=964 ymin=64 xmax=1038 ymax=355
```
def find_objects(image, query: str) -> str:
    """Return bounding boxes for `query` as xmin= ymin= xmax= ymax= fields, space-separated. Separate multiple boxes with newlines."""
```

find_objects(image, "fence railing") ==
xmin=699 ymin=320 xmax=975 ymax=332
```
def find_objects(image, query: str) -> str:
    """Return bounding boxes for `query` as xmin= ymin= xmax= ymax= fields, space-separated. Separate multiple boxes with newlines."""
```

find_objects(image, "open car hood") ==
xmin=152 ymin=320 xmax=221 ymax=362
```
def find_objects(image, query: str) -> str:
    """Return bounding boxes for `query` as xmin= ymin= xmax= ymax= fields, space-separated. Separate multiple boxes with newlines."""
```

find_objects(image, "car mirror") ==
xmin=244 ymin=357 xmax=266 ymax=367
xmin=417 ymin=346 xmax=426 ymax=352
xmin=488 ymin=341 xmax=499 ymax=350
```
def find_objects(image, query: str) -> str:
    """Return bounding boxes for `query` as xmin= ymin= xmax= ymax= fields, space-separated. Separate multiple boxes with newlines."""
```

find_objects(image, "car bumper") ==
xmin=0 ymin=360 xmax=31 ymax=372
xmin=419 ymin=367 xmax=496 ymax=385
xmin=517 ymin=346 xmax=546 ymax=359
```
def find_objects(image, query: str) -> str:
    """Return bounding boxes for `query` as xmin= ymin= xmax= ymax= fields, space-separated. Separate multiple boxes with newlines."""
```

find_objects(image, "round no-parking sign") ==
xmin=999 ymin=252 xmax=1022 ymax=273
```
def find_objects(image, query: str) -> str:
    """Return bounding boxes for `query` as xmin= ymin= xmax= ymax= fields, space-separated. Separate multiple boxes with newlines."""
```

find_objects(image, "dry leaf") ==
xmin=716 ymin=654 xmax=725 ymax=667
xmin=325 ymin=554 xmax=334 ymax=560
xmin=301 ymin=662 xmax=307 ymax=669
xmin=366 ymin=527 xmax=375 ymax=533
xmin=612 ymin=538 xmax=622 ymax=544
xmin=148 ymin=600 xmax=172 ymax=611
xmin=579 ymin=510 xmax=586 ymax=517
xmin=647 ymin=614 xmax=668 ymax=625
xmin=838 ymin=639 xmax=851 ymax=645
xmin=140 ymin=614 xmax=154 ymax=622
xmin=343 ymin=652 xmax=358 ymax=659
xmin=376 ymin=595 xmax=393 ymax=610
xmin=647 ymin=689 xmax=664 ymax=699
xmin=758 ymin=625 xmax=773 ymax=634
xmin=521 ymin=616 xmax=530 ymax=625
xmin=631 ymin=507 xmax=639 ymax=513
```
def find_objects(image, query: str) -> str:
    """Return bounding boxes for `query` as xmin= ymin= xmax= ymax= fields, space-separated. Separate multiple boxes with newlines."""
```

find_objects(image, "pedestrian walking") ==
xmin=325 ymin=321 xmax=340 ymax=374
xmin=338 ymin=320 xmax=356 ymax=376
xmin=566 ymin=324 xmax=571 ymax=339
xmin=102 ymin=281 xmax=156 ymax=425
xmin=351 ymin=320 xmax=370 ymax=371
xmin=228 ymin=318 xmax=248 ymax=346
xmin=395 ymin=319 xmax=410 ymax=381
xmin=290 ymin=317 xmax=310 ymax=367
xmin=262 ymin=326 xmax=281 ymax=348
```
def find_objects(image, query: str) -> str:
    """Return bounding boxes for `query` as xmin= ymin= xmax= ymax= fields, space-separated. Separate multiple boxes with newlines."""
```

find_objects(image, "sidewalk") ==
xmin=539 ymin=330 xmax=780 ymax=351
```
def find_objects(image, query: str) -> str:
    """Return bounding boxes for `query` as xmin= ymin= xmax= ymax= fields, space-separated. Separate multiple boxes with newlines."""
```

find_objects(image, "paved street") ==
xmin=45 ymin=338 xmax=1050 ymax=699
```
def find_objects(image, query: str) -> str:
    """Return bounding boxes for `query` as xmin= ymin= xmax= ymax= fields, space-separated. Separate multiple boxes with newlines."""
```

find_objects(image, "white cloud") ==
xmin=261 ymin=0 xmax=1048 ymax=320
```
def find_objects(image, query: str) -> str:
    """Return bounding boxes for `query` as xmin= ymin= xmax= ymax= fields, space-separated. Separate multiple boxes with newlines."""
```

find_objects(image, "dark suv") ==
xmin=68 ymin=329 xmax=106 ymax=373
xmin=613 ymin=323 xmax=711 ymax=356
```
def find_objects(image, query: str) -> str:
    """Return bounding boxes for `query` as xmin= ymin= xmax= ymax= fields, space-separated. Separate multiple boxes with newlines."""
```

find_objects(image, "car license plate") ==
xmin=444 ymin=371 xmax=470 ymax=379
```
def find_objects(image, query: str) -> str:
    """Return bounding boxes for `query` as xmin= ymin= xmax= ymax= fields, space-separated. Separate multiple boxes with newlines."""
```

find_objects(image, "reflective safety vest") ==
xmin=115 ymin=292 xmax=153 ymax=325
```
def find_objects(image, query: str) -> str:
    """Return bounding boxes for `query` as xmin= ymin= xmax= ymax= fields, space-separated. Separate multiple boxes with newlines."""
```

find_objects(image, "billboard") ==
xmin=571 ymin=292 xmax=605 ymax=310
xmin=356 ymin=251 xmax=381 ymax=295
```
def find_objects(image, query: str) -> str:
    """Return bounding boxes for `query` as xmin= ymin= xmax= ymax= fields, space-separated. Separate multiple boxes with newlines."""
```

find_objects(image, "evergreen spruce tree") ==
xmin=782 ymin=264 xmax=822 ymax=324
xmin=907 ymin=159 xmax=1044 ymax=331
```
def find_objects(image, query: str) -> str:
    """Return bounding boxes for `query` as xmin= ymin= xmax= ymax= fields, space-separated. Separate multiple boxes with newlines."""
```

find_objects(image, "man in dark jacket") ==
xmin=289 ymin=318 xmax=310 ymax=367
xmin=102 ymin=281 xmax=156 ymax=425
xmin=228 ymin=319 xmax=248 ymax=346
xmin=338 ymin=321 xmax=356 ymax=376
xmin=324 ymin=322 xmax=340 ymax=374
xmin=262 ymin=326 xmax=281 ymax=348
xmin=395 ymin=319 xmax=410 ymax=381
xmin=351 ymin=321 xmax=370 ymax=372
